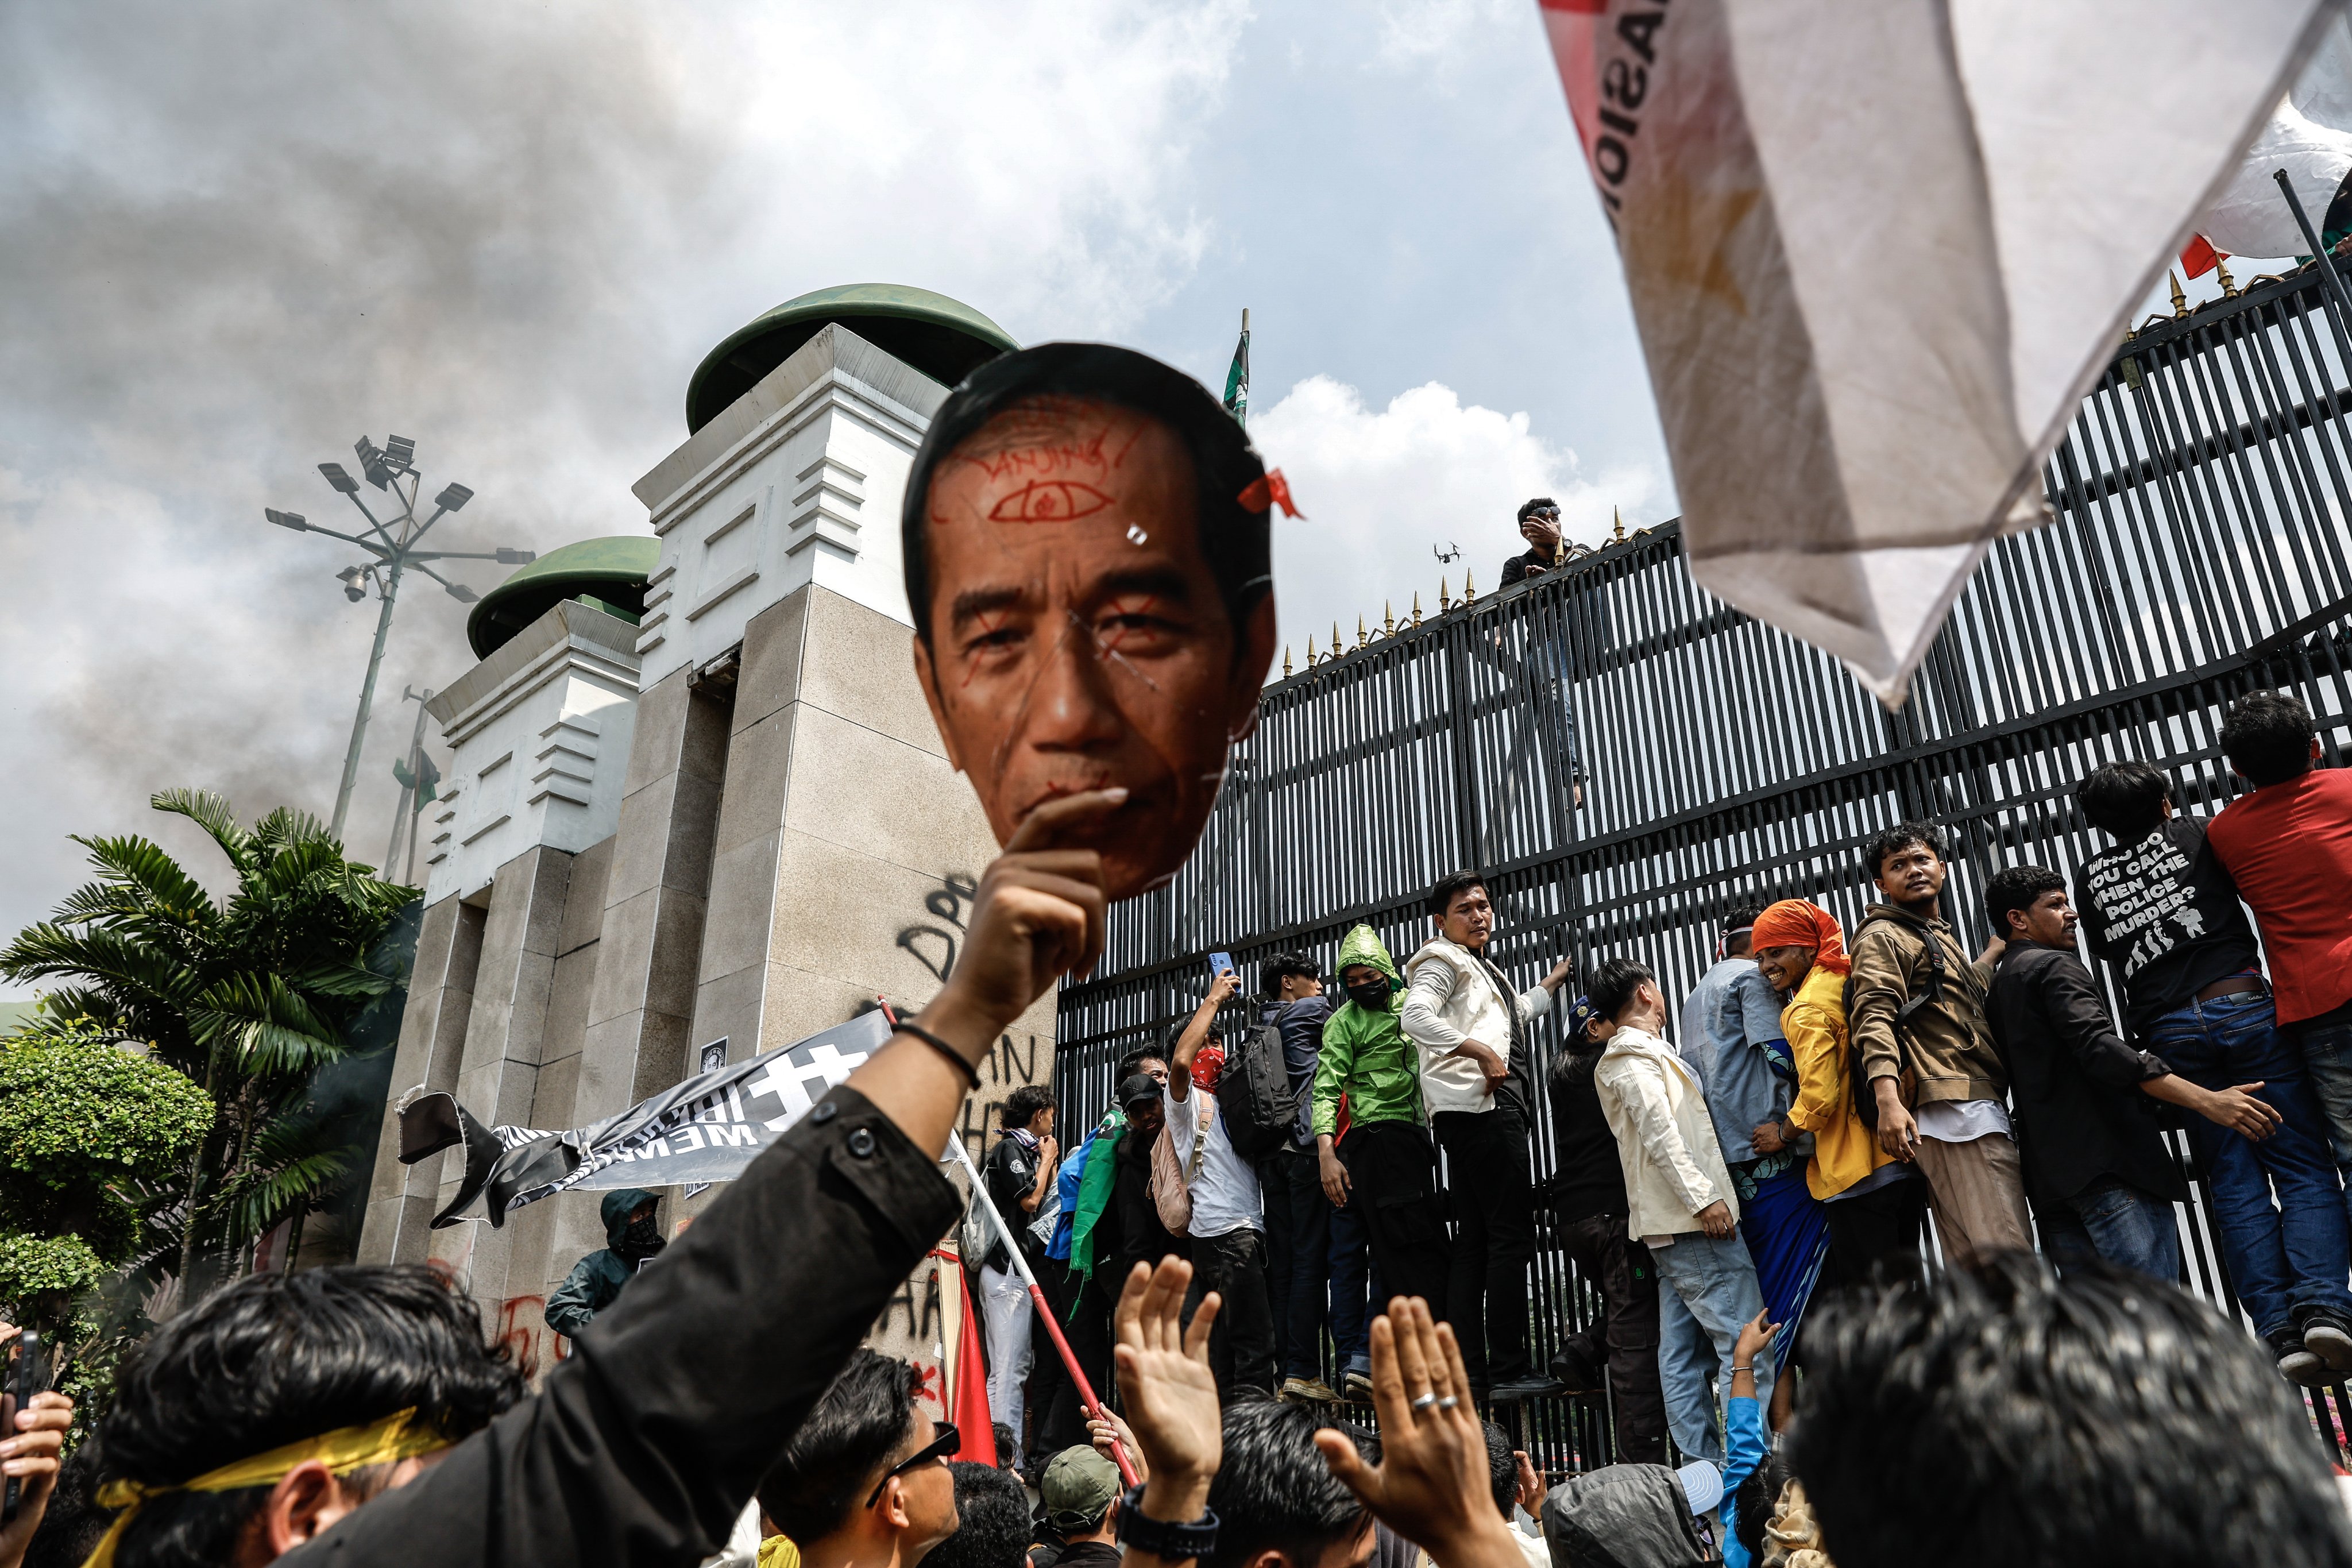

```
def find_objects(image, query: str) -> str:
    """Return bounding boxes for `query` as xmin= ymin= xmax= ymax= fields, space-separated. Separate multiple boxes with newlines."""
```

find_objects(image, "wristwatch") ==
xmin=1114 ymin=1484 xmax=1219 ymax=1560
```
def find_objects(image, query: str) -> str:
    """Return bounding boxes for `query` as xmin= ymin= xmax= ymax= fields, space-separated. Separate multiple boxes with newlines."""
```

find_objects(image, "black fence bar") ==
xmin=1056 ymin=258 xmax=2352 ymax=1470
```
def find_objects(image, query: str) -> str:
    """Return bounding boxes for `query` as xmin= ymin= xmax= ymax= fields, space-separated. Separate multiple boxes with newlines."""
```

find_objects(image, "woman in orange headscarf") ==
xmin=1748 ymin=900 xmax=1926 ymax=1284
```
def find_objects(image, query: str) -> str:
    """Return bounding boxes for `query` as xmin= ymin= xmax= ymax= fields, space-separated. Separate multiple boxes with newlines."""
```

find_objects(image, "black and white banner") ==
xmin=397 ymin=1010 xmax=890 ymax=1228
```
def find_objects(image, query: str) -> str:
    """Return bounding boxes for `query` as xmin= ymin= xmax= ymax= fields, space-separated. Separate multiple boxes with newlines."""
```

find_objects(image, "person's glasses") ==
xmin=1529 ymin=508 xmax=1561 ymax=522
xmin=866 ymin=1424 xmax=959 ymax=1508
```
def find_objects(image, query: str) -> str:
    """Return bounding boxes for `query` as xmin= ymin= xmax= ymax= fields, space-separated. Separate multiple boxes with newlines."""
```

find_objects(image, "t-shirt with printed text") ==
xmin=2075 ymin=817 xmax=2262 ymax=1040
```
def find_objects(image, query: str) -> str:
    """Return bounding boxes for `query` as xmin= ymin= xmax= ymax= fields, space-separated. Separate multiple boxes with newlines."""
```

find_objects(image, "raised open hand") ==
xmin=1112 ymin=1257 xmax=1222 ymax=1496
xmin=1312 ymin=1297 xmax=1523 ymax=1568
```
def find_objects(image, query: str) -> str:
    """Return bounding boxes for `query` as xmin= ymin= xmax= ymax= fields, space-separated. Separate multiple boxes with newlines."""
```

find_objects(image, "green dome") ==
xmin=685 ymin=284 xmax=1017 ymax=434
xmin=466 ymin=535 xmax=661 ymax=659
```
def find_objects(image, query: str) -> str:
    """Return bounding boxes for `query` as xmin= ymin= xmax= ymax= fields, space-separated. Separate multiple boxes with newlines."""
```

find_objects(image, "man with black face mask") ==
xmin=1311 ymin=925 xmax=1451 ymax=1337
xmin=546 ymin=1188 xmax=666 ymax=1340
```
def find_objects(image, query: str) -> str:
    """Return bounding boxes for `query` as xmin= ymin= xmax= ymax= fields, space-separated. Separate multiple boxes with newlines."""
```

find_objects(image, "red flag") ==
xmin=951 ymin=1256 xmax=997 ymax=1466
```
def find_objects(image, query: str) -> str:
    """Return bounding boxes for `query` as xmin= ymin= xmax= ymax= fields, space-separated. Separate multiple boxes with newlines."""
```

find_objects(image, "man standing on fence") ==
xmin=1401 ymin=872 xmax=1574 ymax=1403
xmin=1849 ymin=822 xmax=2031 ymax=1268
xmin=1165 ymin=968 xmax=1276 ymax=1399
xmin=2075 ymin=758 xmax=2352 ymax=1384
xmin=1256 ymin=952 xmax=1338 ymax=1404
xmin=1314 ymin=924 xmax=1450 ymax=1402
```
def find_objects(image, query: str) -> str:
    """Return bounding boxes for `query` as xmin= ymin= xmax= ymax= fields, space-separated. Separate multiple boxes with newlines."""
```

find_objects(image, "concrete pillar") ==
xmin=356 ymin=894 xmax=486 ymax=1265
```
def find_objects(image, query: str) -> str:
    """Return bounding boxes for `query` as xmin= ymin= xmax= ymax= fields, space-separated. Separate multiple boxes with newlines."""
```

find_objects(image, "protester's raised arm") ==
xmin=1111 ymin=1259 xmax=1222 ymax=1568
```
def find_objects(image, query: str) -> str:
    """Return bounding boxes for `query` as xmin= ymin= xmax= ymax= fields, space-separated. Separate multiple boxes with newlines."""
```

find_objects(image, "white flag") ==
xmin=2200 ymin=21 xmax=2352 ymax=258
xmin=1540 ymin=0 xmax=2339 ymax=705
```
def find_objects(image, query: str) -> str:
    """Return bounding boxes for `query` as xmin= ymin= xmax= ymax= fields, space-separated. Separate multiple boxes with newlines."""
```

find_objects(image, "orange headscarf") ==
xmin=1749 ymin=900 xmax=1851 ymax=975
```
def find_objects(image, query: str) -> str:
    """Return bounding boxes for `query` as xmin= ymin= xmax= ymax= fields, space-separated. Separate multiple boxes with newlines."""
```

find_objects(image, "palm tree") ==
xmin=0 ymin=790 xmax=416 ymax=1296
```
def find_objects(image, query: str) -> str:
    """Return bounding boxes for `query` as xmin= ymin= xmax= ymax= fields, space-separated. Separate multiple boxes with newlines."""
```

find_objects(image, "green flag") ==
xmin=392 ymin=750 xmax=441 ymax=812
xmin=1222 ymin=310 xmax=1249 ymax=427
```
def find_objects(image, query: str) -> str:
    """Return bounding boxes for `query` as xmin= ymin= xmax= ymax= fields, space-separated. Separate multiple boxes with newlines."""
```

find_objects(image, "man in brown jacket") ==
xmin=1850 ymin=821 xmax=2032 ymax=1266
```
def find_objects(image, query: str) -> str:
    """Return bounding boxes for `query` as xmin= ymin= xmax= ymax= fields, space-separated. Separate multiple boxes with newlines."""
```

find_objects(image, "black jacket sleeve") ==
xmin=290 ymin=1086 xmax=961 ymax=1568
xmin=2037 ymin=951 xmax=2173 ymax=1090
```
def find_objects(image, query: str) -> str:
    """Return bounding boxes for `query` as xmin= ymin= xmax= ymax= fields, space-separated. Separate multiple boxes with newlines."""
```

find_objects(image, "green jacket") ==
xmin=1312 ymin=926 xmax=1423 ymax=1137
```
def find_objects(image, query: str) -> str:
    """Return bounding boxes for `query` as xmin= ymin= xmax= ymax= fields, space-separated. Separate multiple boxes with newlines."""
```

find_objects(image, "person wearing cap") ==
xmin=1748 ymin=899 xmax=1928 ymax=1288
xmin=1106 ymin=1071 xmax=1188 ymax=1284
xmin=1038 ymin=1447 xmax=1122 ymax=1568
xmin=1544 ymin=994 xmax=1669 ymax=1463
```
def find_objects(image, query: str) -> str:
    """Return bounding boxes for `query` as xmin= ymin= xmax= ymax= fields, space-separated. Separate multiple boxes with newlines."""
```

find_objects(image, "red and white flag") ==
xmin=1540 ymin=0 xmax=2340 ymax=704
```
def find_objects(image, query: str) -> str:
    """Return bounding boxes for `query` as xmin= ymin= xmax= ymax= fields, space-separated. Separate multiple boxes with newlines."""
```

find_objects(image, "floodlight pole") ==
xmin=334 ymin=554 xmax=405 ymax=841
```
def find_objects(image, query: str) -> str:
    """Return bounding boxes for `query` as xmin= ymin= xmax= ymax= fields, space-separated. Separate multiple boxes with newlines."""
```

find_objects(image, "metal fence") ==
xmin=1055 ymin=257 xmax=2352 ymax=1470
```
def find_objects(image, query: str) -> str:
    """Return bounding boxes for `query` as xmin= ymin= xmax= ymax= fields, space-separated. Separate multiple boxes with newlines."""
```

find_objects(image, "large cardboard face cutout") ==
xmin=911 ymin=384 xmax=1277 ymax=902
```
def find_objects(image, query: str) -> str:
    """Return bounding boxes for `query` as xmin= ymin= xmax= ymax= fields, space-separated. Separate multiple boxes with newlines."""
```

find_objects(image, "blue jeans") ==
xmin=2041 ymin=1178 xmax=2183 ymax=1283
xmin=1260 ymin=1152 xmax=1331 ymax=1380
xmin=1328 ymin=1188 xmax=1373 ymax=1376
xmin=1651 ymin=1231 xmax=1771 ymax=1466
xmin=2295 ymin=1010 xmax=2352 ymax=1175
xmin=2148 ymin=992 xmax=2352 ymax=1335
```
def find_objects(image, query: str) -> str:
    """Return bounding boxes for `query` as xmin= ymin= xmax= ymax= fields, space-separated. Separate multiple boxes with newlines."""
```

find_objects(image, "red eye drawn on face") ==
xmin=988 ymin=480 xmax=1114 ymax=523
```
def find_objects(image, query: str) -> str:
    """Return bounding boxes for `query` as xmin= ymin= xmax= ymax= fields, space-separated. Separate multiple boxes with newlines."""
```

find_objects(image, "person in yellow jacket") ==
xmin=1747 ymin=901 xmax=1929 ymax=1287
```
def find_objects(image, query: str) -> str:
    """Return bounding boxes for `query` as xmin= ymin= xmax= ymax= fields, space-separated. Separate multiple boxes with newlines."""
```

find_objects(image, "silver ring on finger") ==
xmin=1409 ymin=1393 xmax=1438 ymax=1413
xmin=1437 ymin=1395 xmax=1459 ymax=1411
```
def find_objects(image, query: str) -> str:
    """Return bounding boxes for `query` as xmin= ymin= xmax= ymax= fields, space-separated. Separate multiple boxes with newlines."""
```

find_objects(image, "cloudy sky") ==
xmin=0 ymin=0 xmax=1683 ymax=977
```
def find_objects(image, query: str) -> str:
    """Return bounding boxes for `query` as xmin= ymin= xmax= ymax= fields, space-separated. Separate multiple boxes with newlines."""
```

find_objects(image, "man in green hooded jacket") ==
xmin=1311 ymin=925 xmax=1451 ymax=1316
xmin=546 ymin=1187 xmax=666 ymax=1339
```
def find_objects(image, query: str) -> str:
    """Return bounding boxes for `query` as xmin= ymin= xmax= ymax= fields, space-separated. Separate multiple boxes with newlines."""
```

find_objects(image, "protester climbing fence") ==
xmin=1055 ymin=254 xmax=2352 ymax=1470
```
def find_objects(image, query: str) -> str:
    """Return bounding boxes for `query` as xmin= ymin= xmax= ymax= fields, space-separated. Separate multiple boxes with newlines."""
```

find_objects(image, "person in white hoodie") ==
xmin=1587 ymin=954 xmax=1774 ymax=1467
xmin=1400 ymin=870 xmax=1574 ymax=1402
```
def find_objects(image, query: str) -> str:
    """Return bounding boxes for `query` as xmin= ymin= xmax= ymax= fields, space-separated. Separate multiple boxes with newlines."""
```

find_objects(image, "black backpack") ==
xmin=1218 ymin=1022 xmax=1304 ymax=1161
xmin=1842 ymin=911 xmax=1948 ymax=1130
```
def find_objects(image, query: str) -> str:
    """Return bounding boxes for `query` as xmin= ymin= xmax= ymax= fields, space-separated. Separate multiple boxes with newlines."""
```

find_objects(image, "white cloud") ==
xmin=1251 ymin=374 xmax=1664 ymax=663
xmin=1372 ymin=0 xmax=1526 ymax=76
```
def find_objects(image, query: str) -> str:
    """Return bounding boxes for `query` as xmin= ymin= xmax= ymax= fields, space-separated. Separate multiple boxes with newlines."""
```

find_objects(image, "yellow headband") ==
xmin=82 ymin=1406 xmax=451 ymax=1568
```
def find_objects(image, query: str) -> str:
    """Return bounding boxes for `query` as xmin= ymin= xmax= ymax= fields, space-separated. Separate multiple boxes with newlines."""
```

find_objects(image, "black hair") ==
xmin=1516 ymin=497 xmax=1559 ymax=525
xmin=2077 ymin=760 xmax=2172 ymax=842
xmin=2222 ymin=690 xmax=2320 ymax=787
xmin=1861 ymin=821 xmax=1944 ymax=882
xmin=1426 ymin=871 xmax=1488 ymax=919
xmin=1115 ymin=1048 xmax=1168 ymax=1082
xmin=759 ymin=1349 xmax=922 ymax=1545
xmin=926 ymin=1460 xmax=1034 ymax=1568
xmin=1983 ymin=865 xmax=2065 ymax=937
xmin=1260 ymin=952 xmax=1320 ymax=999
xmin=1001 ymin=1084 xmax=1056 ymax=1130
xmin=1586 ymin=957 xmax=1655 ymax=1025
xmin=1480 ymin=1422 xmax=1516 ymax=1520
xmin=1206 ymin=1401 xmax=1372 ymax=1568
xmin=96 ymin=1265 xmax=524 ymax=1568
xmin=1734 ymin=1450 xmax=1791 ymax=1565
xmin=1787 ymin=1252 xmax=2352 ymax=1568
xmin=901 ymin=342 xmax=1272 ymax=648
xmin=1724 ymin=894 xmax=1771 ymax=931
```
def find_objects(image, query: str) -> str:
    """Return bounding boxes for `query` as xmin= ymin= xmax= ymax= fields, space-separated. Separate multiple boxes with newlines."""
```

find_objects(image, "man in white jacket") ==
xmin=1400 ymin=871 xmax=1574 ymax=1402
xmin=1588 ymin=955 xmax=1773 ymax=1466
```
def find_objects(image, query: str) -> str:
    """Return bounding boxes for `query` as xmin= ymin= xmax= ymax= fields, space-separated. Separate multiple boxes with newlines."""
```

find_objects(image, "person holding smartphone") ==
xmin=0 ymin=1325 xmax=74 ymax=1568
xmin=1163 ymin=965 xmax=1275 ymax=1400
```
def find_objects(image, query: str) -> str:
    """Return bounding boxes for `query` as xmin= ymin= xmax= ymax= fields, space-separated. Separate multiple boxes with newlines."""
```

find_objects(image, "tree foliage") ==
xmin=0 ymin=790 xmax=415 ymax=1304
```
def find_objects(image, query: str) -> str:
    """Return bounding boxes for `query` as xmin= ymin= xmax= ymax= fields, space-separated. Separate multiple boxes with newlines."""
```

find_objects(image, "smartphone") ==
xmin=1209 ymin=952 xmax=1234 ymax=979
xmin=3 ymin=1330 xmax=43 ymax=1524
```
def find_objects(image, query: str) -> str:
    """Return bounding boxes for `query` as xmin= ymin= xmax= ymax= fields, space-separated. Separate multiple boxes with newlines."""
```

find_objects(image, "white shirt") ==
xmin=1914 ymin=1098 xmax=2011 ymax=1144
xmin=1164 ymin=1080 xmax=1264 ymax=1238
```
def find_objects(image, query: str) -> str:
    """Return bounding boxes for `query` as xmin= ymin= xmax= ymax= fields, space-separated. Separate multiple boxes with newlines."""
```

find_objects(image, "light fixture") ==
xmin=494 ymin=547 xmax=535 ymax=564
xmin=444 ymin=582 xmax=479 ymax=603
xmin=383 ymin=435 xmax=416 ymax=472
xmin=435 ymin=482 xmax=473 ymax=512
xmin=265 ymin=508 xmax=308 ymax=531
xmin=318 ymin=462 xmax=360 ymax=494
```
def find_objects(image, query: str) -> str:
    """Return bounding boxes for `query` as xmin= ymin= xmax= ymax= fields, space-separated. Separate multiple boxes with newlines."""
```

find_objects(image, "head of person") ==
xmin=91 ymin=1264 xmax=524 ymax=1568
xmin=2076 ymin=759 xmax=2174 ymax=844
xmin=1117 ymin=1073 xmax=1166 ymax=1141
xmin=604 ymin=1187 xmax=663 ymax=1262
xmin=2223 ymin=689 xmax=2323 ymax=788
xmin=1115 ymin=1048 xmax=1170 ymax=1087
xmin=1585 ymin=956 xmax=1660 ymax=1030
xmin=1426 ymin=872 xmax=1493 ymax=951
xmin=1207 ymin=1402 xmax=1375 ymax=1568
xmin=1337 ymin=963 xmax=1395 ymax=1013
xmin=925 ymin=1461 xmax=1034 ymax=1568
xmin=1719 ymin=894 xmax=1769 ymax=960
xmin=1479 ymin=1422 xmax=1517 ymax=1521
xmin=1863 ymin=822 xmax=1947 ymax=915
xmin=1985 ymin=866 xmax=2073 ymax=950
xmin=1001 ymin=1085 xmax=1057 ymax=1139
xmin=760 ymin=1350 xmax=959 ymax=1566
xmin=903 ymin=343 xmax=1280 ymax=903
xmin=1748 ymin=899 xmax=1851 ymax=994
xmin=1262 ymin=953 xmax=1323 ymax=1003
xmin=1040 ymin=1446 xmax=1121 ymax=1544
xmin=1787 ymin=1252 xmax=2352 ymax=1568
xmin=1516 ymin=496 xmax=1562 ymax=552
xmin=1563 ymin=994 xmax=1610 ymax=1051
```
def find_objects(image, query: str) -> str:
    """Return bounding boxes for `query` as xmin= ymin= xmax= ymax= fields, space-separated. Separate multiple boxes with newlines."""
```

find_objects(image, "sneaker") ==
xmin=2298 ymin=1308 xmax=2352 ymax=1374
xmin=1343 ymin=1370 xmax=1375 ymax=1403
xmin=1281 ymin=1376 xmax=1340 ymax=1404
xmin=1548 ymin=1346 xmax=1604 ymax=1396
xmin=1487 ymin=1374 xmax=1568 ymax=1404
xmin=2273 ymin=1329 xmax=2330 ymax=1388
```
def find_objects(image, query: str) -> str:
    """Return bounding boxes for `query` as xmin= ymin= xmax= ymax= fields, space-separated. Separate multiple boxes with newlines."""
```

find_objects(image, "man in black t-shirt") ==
xmin=2075 ymin=761 xmax=2352 ymax=1381
xmin=1497 ymin=497 xmax=1588 ymax=808
xmin=1545 ymin=995 xmax=1667 ymax=1463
